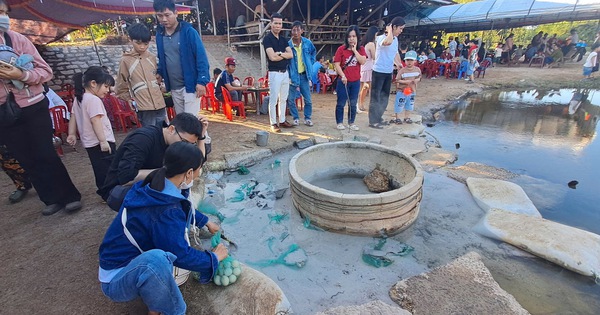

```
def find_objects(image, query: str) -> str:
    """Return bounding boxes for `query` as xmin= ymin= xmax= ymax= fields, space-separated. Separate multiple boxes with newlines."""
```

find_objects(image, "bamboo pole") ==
xmin=225 ymin=0 xmax=231 ymax=48
xmin=210 ymin=0 xmax=217 ymax=36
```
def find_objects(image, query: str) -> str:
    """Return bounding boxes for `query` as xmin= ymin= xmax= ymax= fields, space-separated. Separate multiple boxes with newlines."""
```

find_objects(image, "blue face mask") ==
xmin=0 ymin=15 xmax=9 ymax=33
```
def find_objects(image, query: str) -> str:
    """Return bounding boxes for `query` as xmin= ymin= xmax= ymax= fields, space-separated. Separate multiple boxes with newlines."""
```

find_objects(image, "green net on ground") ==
xmin=362 ymin=238 xmax=414 ymax=268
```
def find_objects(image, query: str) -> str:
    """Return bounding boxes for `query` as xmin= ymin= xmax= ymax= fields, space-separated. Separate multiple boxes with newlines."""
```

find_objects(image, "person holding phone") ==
xmin=0 ymin=0 xmax=82 ymax=216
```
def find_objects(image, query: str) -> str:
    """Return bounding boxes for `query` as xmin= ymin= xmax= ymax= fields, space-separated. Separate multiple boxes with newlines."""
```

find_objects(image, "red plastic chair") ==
xmin=201 ymin=82 xmax=220 ymax=114
xmin=242 ymin=77 xmax=255 ymax=105
xmin=318 ymin=72 xmax=332 ymax=94
xmin=57 ymin=83 xmax=75 ymax=112
xmin=49 ymin=105 xmax=69 ymax=156
xmin=166 ymin=107 xmax=176 ymax=122
xmin=221 ymin=87 xmax=245 ymax=121
xmin=445 ymin=62 xmax=458 ymax=79
xmin=103 ymin=95 xmax=140 ymax=132
xmin=257 ymin=77 xmax=269 ymax=104
xmin=475 ymin=59 xmax=492 ymax=78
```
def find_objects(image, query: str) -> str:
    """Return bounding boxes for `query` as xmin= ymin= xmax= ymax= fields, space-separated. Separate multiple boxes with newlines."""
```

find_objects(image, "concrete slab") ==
xmin=444 ymin=162 xmax=517 ymax=184
xmin=389 ymin=252 xmax=530 ymax=315
xmin=414 ymin=147 xmax=458 ymax=172
xmin=389 ymin=137 xmax=427 ymax=156
xmin=392 ymin=124 xmax=426 ymax=138
xmin=316 ymin=300 xmax=411 ymax=315
xmin=466 ymin=177 xmax=541 ymax=217
xmin=223 ymin=149 xmax=272 ymax=169
xmin=474 ymin=208 xmax=600 ymax=278
xmin=181 ymin=264 xmax=292 ymax=314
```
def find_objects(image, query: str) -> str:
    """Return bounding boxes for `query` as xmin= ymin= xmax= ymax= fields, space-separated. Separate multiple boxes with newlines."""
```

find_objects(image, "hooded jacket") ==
xmin=99 ymin=179 xmax=218 ymax=284
xmin=115 ymin=49 xmax=166 ymax=111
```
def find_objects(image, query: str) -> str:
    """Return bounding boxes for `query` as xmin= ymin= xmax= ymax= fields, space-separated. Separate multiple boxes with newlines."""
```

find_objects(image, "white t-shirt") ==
xmin=72 ymin=93 xmax=115 ymax=148
xmin=583 ymin=51 xmax=597 ymax=68
xmin=373 ymin=34 xmax=399 ymax=74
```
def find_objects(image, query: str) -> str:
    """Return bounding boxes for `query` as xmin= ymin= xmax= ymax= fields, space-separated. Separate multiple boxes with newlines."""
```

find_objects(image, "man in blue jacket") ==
xmin=154 ymin=0 xmax=210 ymax=116
xmin=285 ymin=21 xmax=316 ymax=126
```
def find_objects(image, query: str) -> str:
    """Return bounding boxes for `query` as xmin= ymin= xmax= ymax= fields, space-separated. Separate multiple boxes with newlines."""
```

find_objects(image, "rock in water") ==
xmin=364 ymin=165 xmax=391 ymax=193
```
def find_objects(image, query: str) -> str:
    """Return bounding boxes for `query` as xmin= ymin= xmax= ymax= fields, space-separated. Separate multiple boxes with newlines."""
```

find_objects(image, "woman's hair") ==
xmin=344 ymin=25 xmax=361 ymax=49
xmin=360 ymin=26 xmax=379 ymax=47
xmin=143 ymin=142 xmax=205 ymax=191
xmin=73 ymin=66 xmax=115 ymax=103
xmin=390 ymin=17 xmax=405 ymax=27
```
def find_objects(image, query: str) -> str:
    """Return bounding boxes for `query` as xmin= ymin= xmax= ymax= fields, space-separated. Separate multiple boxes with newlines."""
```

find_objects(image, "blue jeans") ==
xmin=335 ymin=79 xmax=360 ymax=124
xmin=101 ymin=249 xmax=186 ymax=315
xmin=368 ymin=70 xmax=393 ymax=124
xmin=286 ymin=73 xmax=313 ymax=120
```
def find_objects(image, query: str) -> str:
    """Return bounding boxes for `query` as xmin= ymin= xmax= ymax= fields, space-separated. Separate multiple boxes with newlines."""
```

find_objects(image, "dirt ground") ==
xmin=0 ymin=61 xmax=593 ymax=314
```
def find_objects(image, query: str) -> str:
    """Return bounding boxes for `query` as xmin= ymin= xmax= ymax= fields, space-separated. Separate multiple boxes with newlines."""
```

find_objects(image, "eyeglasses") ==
xmin=175 ymin=128 xmax=198 ymax=145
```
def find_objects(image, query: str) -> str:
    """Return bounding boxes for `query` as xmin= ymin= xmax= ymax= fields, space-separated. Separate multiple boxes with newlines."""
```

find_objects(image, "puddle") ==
xmin=434 ymin=88 xmax=600 ymax=234
xmin=310 ymin=173 xmax=374 ymax=194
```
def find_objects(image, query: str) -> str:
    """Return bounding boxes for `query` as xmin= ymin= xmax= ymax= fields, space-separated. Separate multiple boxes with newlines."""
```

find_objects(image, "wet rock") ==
xmin=389 ymin=252 xmax=529 ymax=315
xmin=353 ymin=135 xmax=370 ymax=142
xmin=364 ymin=165 xmax=391 ymax=193
xmin=568 ymin=180 xmax=578 ymax=189
xmin=444 ymin=162 xmax=517 ymax=184
xmin=294 ymin=139 xmax=314 ymax=149
xmin=274 ymin=187 xmax=287 ymax=199
xmin=392 ymin=124 xmax=426 ymax=138
xmin=414 ymin=148 xmax=458 ymax=172
xmin=467 ymin=178 xmax=541 ymax=217
xmin=314 ymin=136 xmax=329 ymax=144
xmin=224 ymin=149 xmax=272 ymax=169
xmin=316 ymin=300 xmax=410 ymax=315
xmin=367 ymin=136 xmax=382 ymax=144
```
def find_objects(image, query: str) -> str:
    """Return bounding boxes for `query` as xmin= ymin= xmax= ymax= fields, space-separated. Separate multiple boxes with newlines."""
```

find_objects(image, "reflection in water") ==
xmin=434 ymin=89 xmax=600 ymax=315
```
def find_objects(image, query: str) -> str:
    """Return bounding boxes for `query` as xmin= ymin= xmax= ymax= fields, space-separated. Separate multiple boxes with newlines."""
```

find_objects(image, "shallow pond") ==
xmin=433 ymin=88 xmax=600 ymax=235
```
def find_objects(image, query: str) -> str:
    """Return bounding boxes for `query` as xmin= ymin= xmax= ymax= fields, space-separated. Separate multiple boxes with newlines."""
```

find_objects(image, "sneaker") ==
xmin=464 ymin=78 xmax=470 ymax=81
xmin=280 ymin=121 xmax=294 ymax=128
xmin=368 ymin=123 xmax=384 ymax=129
xmin=271 ymin=124 xmax=281 ymax=133
xmin=336 ymin=124 xmax=345 ymax=130
xmin=292 ymin=119 xmax=299 ymax=126
xmin=333 ymin=91 xmax=337 ymax=95
xmin=349 ymin=124 xmax=359 ymax=131
xmin=8 ymin=189 xmax=28 ymax=204
xmin=42 ymin=203 xmax=64 ymax=216
xmin=304 ymin=119 xmax=314 ymax=126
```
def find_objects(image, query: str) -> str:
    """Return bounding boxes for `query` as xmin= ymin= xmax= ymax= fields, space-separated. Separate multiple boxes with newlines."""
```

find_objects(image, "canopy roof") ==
xmin=407 ymin=0 xmax=600 ymax=33
xmin=7 ymin=0 xmax=189 ymax=28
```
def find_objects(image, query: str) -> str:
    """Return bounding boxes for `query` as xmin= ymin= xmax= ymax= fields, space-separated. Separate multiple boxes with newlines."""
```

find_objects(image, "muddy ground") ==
xmin=0 ymin=61 xmax=595 ymax=314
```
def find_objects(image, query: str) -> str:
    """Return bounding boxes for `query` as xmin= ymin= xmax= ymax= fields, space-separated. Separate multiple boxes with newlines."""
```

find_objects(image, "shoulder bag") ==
xmin=0 ymin=32 xmax=21 ymax=126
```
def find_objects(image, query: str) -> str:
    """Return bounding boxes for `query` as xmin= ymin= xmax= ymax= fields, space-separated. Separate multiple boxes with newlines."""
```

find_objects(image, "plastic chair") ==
xmin=529 ymin=54 xmax=544 ymax=68
xmin=166 ymin=107 xmax=176 ymax=122
xmin=242 ymin=77 xmax=255 ymax=105
xmin=103 ymin=95 xmax=140 ymax=132
xmin=221 ymin=87 xmax=246 ymax=121
xmin=475 ymin=59 xmax=492 ymax=78
xmin=445 ymin=62 xmax=458 ymax=79
xmin=49 ymin=105 xmax=69 ymax=156
xmin=201 ymin=82 xmax=220 ymax=113
xmin=457 ymin=60 xmax=469 ymax=79
xmin=257 ymin=77 xmax=269 ymax=104
xmin=57 ymin=83 xmax=75 ymax=112
xmin=318 ymin=72 xmax=332 ymax=94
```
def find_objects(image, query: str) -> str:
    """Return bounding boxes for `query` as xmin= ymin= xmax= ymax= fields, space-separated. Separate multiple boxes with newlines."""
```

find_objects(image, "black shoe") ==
xmin=379 ymin=120 xmax=390 ymax=126
xmin=65 ymin=201 xmax=82 ymax=213
xmin=9 ymin=189 xmax=28 ymax=204
xmin=42 ymin=204 xmax=64 ymax=216
xmin=369 ymin=123 xmax=384 ymax=129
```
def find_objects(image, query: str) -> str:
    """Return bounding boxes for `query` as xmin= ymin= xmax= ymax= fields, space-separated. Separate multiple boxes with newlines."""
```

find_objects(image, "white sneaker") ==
xmin=336 ymin=124 xmax=345 ymax=130
xmin=293 ymin=119 xmax=299 ymax=126
xmin=305 ymin=119 xmax=314 ymax=126
xmin=349 ymin=124 xmax=359 ymax=131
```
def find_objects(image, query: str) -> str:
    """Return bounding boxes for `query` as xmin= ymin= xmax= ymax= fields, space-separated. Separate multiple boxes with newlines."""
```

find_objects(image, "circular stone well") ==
xmin=288 ymin=142 xmax=424 ymax=236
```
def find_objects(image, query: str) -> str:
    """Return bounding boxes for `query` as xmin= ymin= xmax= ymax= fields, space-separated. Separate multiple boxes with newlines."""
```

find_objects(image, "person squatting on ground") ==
xmin=214 ymin=57 xmax=248 ymax=102
xmin=0 ymin=144 xmax=31 ymax=203
xmin=392 ymin=50 xmax=421 ymax=125
xmin=154 ymin=0 xmax=210 ymax=117
xmin=98 ymin=113 xmax=209 ymax=211
xmin=334 ymin=25 xmax=367 ymax=131
xmin=116 ymin=22 xmax=167 ymax=128
xmin=98 ymin=141 xmax=228 ymax=315
xmin=368 ymin=17 xmax=405 ymax=129
xmin=0 ymin=0 xmax=81 ymax=216
xmin=285 ymin=21 xmax=316 ymax=127
xmin=67 ymin=66 xmax=117 ymax=193
xmin=358 ymin=26 xmax=378 ymax=113
xmin=262 ymin=12 xmax=293 ymax=133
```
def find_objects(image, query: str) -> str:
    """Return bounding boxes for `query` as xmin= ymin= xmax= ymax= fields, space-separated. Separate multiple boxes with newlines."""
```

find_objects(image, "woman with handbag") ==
xmin=98 ymin=141 xmax=228 ymax=315
xmin=333 ymin=25 xmax=367 ymax=131
xmin=0 ymin=0 xmax=81 ymax=216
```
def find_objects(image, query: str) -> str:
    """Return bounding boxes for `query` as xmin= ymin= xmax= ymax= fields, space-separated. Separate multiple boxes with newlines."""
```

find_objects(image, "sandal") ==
xmin=404 ymin=118 xmax=413 ymax=124
xmin=369 ymin=123 xmax=384 ymax=129
xmin=394 ymin=119 xmax=403 ymax=125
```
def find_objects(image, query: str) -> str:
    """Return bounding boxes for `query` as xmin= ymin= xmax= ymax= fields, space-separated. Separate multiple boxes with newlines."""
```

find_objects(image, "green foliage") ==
xmin=69 ymin=22 xmax=114 ymax=41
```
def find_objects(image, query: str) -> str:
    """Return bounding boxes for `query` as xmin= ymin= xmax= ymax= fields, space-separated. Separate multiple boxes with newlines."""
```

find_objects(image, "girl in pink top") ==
xmin=359 ymin=26 xmax=378 ymax=112
xmin=67 ymin=66 xmax=116 ymax=192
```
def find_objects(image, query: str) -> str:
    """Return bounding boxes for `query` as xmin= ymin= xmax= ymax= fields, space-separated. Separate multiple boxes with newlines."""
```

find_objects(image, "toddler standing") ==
xmin=392 ymin=50 xmax=421 ymax=124
xmin=67 ymin=66 xmax=116 ymax=193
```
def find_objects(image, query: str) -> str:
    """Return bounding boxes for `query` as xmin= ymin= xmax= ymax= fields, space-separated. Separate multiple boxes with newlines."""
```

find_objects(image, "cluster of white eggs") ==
xmin=213 ymin=259 xmax=242 ymax=286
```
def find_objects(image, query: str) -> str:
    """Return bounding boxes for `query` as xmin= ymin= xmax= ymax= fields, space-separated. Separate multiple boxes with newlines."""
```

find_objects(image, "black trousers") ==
xmin=85 ymin=142 xmax=116 ymax=193
xmin=368 ymin=70 xmax=393 ymax=125
xmin=0 ymin=97 xmax=81 ymax=206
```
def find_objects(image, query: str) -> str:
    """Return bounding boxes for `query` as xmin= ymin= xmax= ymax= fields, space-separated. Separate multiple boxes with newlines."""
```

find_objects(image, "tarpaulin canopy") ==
xmin=406 ymin=0 xmax=600 ymax=33
xmin=7 ymin=0 xmax=190 ymax=28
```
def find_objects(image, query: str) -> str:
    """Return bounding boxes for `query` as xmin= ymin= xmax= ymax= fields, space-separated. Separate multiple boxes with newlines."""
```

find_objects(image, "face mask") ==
xmin=179 ymin=175 xmax=194 ymax=190
xmin=0 ymin=15 xmax=9 ymax=33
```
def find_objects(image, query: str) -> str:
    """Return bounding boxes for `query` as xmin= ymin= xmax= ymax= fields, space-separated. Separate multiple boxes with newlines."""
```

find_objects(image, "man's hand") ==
xmin=198 ymin=114 xmax=209 ymax=136
xmin=206 ymin=221 xmax=220 ymax=234
xmin=196 ymin=84 xmax=206 ymax=98
xmin=212 ymin=243 xmax=229 ymax=261
xmin=156 ymin=73 xmax=163 ymax=84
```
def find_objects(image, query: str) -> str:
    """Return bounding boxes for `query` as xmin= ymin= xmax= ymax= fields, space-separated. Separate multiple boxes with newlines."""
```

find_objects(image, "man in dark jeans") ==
xmin=99 ymin=113 xmax=208 ymax=211
xmin=368 ymin=17 xmax=405 ymax=129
